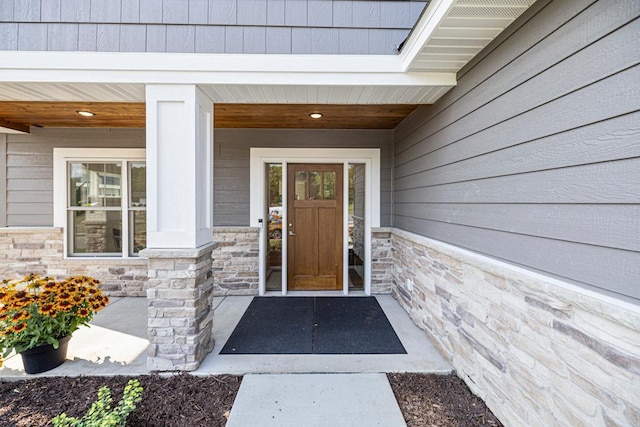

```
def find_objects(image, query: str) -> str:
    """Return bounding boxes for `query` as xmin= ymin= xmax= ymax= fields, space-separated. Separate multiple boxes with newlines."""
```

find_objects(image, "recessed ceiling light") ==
xmin=309 ymin=112 xmax=323 ymax=119
xmin=76 ymin=110 xmax=96 ymax=117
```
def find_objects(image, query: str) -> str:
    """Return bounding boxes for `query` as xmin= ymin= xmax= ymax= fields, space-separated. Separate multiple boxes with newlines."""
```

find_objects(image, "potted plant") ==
xmin=0 ymin=274 xmax=109 ymax=373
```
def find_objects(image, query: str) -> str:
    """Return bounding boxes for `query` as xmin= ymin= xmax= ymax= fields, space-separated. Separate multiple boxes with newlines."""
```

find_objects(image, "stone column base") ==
xmin=141 ymin=242 xmax=217 ymax=371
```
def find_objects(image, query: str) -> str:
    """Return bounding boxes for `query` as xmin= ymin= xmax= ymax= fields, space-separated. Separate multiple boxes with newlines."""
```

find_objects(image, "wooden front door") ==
xmin=287 ymin=164 xmax=343 ymax=290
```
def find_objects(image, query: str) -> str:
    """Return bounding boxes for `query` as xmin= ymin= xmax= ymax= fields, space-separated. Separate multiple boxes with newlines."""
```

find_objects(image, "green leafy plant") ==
xmin=0 ymin=274 xmax=109 ymax=367
xmin=52 ymin=379 xmax=143 ymax=427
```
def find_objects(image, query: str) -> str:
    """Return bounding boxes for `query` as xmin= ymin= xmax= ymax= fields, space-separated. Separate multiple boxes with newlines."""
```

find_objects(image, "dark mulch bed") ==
xmin=0 ymin=373 xmax=502 ymax=426
xmin=0 ymin=374 xmax=241 ymax=427
xmin=388 ymin=373 xmax=503 ymax=427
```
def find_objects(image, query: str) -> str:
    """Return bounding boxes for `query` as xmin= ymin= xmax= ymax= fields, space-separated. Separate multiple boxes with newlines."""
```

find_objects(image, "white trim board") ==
xmin=250 ymin=148 xmax=380 ymax=297
xmin=0 ymin=52 xmax=456 ymax=104
xmin=0 ymin=52 xmax=455 ymax=84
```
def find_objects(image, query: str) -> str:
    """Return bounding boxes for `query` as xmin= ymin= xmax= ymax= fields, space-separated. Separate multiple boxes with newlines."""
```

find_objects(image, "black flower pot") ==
xmin=20 ymin=336 xmax=71 ymax=374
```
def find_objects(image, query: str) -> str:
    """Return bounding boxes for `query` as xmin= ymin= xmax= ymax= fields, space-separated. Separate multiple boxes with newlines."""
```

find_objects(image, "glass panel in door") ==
xmin=266 ymin=164 xmax=283 ymax=291
xmin=348 ymin=164 xmax=365 ymax=290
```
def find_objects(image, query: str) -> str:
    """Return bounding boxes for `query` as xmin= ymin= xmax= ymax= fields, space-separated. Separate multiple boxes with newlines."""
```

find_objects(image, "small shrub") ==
xmin=52 ymin=379 xmax=143 ymax=427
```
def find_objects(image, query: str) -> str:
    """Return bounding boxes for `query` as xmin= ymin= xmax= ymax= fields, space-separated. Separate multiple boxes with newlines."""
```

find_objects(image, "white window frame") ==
xmin=53 ymin=148 xmax=146 ymax=259
xmin=250 ymin=148 xmax=381 ymax=296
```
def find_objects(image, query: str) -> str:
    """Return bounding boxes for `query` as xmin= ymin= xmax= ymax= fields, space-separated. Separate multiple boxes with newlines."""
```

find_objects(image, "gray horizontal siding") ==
xmin=0 ymin=135 xmax=6 ymax=227
xmin=5 ymin=128 xmax=145 ymax=227
xmin=394 ymin=204 xmax=640 ymax=252
xmin=213 ymin=128 xmax=394 ymax=227
xmin=394 ymin=216 xmax=639 ymax=296
xmin=0 ymin=0 xmax=426 ymax=54
xmin=392 ymin=0 xmax=640 ymax=300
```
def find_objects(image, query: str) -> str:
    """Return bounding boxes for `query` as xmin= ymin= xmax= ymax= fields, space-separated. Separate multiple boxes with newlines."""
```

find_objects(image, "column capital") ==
xmin=140 ymin=241 xmax=218 ymax=259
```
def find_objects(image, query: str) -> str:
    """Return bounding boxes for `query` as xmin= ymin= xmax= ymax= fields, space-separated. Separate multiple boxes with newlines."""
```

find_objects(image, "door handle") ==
xmin=288 ymin=230 xmax=296 ymax=236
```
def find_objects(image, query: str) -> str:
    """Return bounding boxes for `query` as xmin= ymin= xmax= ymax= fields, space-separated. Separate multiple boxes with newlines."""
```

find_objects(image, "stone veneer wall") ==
xmin=390 ymin=228 xmax=640 ymax=426
xmin=370 ymin=228 xmax=394 ymax=294
xmin=211 ymin=227 xmax=259 ymax=296
xmin=0 ymin=227 xmax=147 ymax=296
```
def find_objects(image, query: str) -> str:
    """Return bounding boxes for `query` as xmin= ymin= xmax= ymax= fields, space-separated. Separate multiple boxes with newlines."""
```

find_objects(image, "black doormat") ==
xmin=220 ymin=297 xmax=406 ymax=355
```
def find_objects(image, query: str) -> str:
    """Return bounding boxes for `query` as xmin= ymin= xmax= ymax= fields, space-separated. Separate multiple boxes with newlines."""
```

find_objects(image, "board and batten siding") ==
xmin=392 ymin=0 xmax=640 ymax=300
xmin=0 ymin=0 xmax=426 ymax=55
xmin=4 ymin=128 xmax=145 ymax=226
xmin=213 ymin=128 xmax=393 ymax=227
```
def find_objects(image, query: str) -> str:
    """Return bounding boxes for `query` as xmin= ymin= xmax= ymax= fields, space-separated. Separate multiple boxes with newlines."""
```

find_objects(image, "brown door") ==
xmin=287 ymin=163 xmax=343 ymax=290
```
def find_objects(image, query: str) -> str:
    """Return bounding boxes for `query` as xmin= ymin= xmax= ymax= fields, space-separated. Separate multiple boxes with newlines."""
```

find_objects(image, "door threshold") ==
xmin=262 ymin=290 xmax=369 ymax=297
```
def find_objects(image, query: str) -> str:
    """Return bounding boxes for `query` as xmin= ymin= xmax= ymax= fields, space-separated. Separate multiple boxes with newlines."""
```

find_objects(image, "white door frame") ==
xmin=250 ymin=148 xmax=381 ymax=296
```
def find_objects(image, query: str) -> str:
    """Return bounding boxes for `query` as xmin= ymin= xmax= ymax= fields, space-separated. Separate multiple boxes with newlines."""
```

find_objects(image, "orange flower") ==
xmin=26 ymin=281 xmax=41 ymax=290
xmin=58 ymin=292 xmax=72 ymax=301
xmin=11 ymin=312 xmax=25 ymax=322
xmin=77 ymin=308 xmax=90 ymax=317
xmin=12 ymin=322 xmax=27 ymax=333
xmin=38 ymin=303 xmax=55 ymax=315
xmin=56 ymin=300 xmax=73 ymax=312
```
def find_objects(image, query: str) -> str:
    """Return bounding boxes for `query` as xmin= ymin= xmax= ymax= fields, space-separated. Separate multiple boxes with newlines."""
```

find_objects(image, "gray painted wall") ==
xmin=5 ymin=128 xmax=145 ymax=226
xmin=392 ymin=0 xmax=640 ymax=300
xmin=0 ymin=0 xmax=426 ymax=54
xmin=213 ymin=128 xmax=394 ymax=226
xmin=3 ymin=127 xmax=393 ymax=228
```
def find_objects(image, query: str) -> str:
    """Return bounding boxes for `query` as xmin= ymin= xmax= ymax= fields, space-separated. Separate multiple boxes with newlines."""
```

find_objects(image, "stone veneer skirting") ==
xmin=211 ymin=227 xmax=260 ymax=296
xmin=388 ymin=227 xmax=640 ymax=427
xmin=0 ymin=227 xmax=147 ymax=296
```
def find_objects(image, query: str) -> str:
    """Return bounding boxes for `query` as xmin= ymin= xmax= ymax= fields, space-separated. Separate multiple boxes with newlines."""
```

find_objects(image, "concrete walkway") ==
xmin=226 ymin=373 xmax=406 ymax=427
xmin=1 ymin=295 xmax=452 ymax=426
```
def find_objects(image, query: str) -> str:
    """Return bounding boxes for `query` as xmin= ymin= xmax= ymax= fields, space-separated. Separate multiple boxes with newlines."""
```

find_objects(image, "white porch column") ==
xmin=142 ymin=84 xmax=215 ymax=371
xmin=145 ymin=84 xmax=213 ymax=249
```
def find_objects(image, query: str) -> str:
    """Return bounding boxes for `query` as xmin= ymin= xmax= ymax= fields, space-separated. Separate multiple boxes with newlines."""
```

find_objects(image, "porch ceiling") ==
xmin=0 ymin=102 xmax=419 ymax=130
xmin=0 ymin=0 xmax=536 ymax=133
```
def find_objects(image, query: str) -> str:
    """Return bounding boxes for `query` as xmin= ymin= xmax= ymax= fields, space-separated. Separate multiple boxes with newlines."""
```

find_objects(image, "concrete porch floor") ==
xmin=0 ymin=295 xmax=452 ymax=378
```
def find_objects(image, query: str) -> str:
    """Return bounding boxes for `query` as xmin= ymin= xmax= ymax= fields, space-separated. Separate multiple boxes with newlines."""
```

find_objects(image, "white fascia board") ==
xmin=0 ymin=52 xmax=404 ymax=73
xmin=399 ymin=0 xmax=457 ymax=71
xmin=0 ymin=51 xmax=456 ymax=88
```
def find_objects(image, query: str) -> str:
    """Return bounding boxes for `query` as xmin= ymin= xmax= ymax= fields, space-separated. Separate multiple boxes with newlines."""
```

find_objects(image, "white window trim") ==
xmin=250 ymin=148 xmax=381 ymax=296
xmin=53 ymin=148 xmax=146 ymax=259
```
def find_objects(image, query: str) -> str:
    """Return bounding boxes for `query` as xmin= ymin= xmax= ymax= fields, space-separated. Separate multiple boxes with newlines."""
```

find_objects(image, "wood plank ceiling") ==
xmin=0 ymin=102 xmax=418 ymax=131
